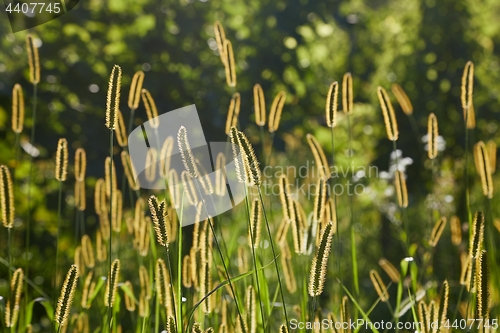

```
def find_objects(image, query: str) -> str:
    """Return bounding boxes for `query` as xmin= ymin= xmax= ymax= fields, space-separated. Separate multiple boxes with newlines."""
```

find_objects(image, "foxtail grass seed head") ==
xmin=160 ymin=136 xmax=174 ymax=178
xmin=281 ymin=243 xmax=297 ymax=293
xmin=166 ymin=315 xmax=177 ymax=333
xmin=75 ymin=181 xmax=86 ymax=211
xmin=248 ymin=199 xmax=262 ymax=248
xmin=178 ymin=126 xmax=200 ymax=179
xmin=128 ymin=70 xmax=145 ymax=110
xmin=81 ymin=235 xmax=95 ymax=269
xmin=105 ymin=64 xmax=122 ymax=130
xmin=326 ymin=81 xmax=338 ymax=128
xmin=229 ymin=127 xmax=245 ymax=183
xmin=139 ymin=265 xmax=152 ymax=300
xmin=394 ymin=170 xmax=408 ymax=208
xmin=81 ymin=271 xmax=94 ymax=309
xmin=200 ymin=230 xmax=213 ymax=313
xmin=121 ymin=151 xmax=140 ymax=191
xmin=26 ymin=35 xmax=40 ymax=84
xmin=225 ymin=92 xmax=241 ymax=135
xmin=111 ymin=190 xmax=123 ymax=232
xmin=105 ymin=259 xmax=121 ymax=307
xmin=141 ymin=88 xmax=159 ymax=128
xmin=450 ymin=216 xmax=462 ymax=246
xmin=253 ymin=84 xmax=266 ymax=126
xmin=192 ymin=323 xmax=203 ymax=333
xmin=476 ymin=250 xmax=490 ymax=319
xmin=369 ymin=270 xmax=389 ymax=302
xmin=279 ymin=325 xmax=289 ymax=333
xmin=148 ymin=195 xmax=170 ymax=247
xmin=11 ymin=84 xmax=25 ymax=133
xmin=145 ymin=148 xmax=157 ymax=183
xmin=291 ymin=200 xmax=305 ymax=254
xmin=55 ymin=265 xmax=79 ymax=328
xmin=139 ymin=291 xmax=149 ymax=318
xmin=486 ymin=140 xmax=496 ymax=173
xmin=474 ymin=141 xmax=494 ymax=198
xmin=469 ymin=211 xmax=485 ymax=260
xmin=306 ymin=134 xmax=330 ymax=179
xmin=138 ymin=217 xmax=151 ymax=257
xmin=246 ymin=286 xmax=257 ymax=333
xmin=55 ymin=138 xmax=68 ymax=181
xmin=223 ymin=39 xmax=236 ymax=87
xmin=391 ymin=83 xmax=413 ymax=115
xmin=5 ymin=268 xmax=23 ymax=328
xmin=427 ymin=113 xmax=438 ymax=159
xmin=461 ymin=61 xmax=475 ymax=129
xmin=96 ymin=229 xmax=107 ymax=262
xmin=156 ymin=258 xmax=171 ymax=307
xmin=438 ymin=280 xmax=449 ymax=326
xmin=236 ymin=130 xmax=261 ymax=186
xmin=183 ymin=255 xmax=192 ymax=288
xmin=0 ymin=165 xmax=15 ymax=228
xmin=123 ymin=280 xmax=136 ymax=312
xmin=324 ymin=197 xmax=337 ymax=232
xmin=237 ymin=245 xmax=248 ymax=274
xmin=105 ymin=156 xmax=117 ymax=198
xmin=378 ymin=258 xmax=401 ymax=283
xmin=278 ymin=175 xmax=294 ymax=223
xmin=313 ymin=177 xmax=327 ymax=223
xmin=342 ymin=72 xmax=353 ymax=114
xmin=429 ymin=217 xmax=447 ymax=247
xmin=74 ymin=148 xmax=87 ymax=182
xmin=213 ymin=21 xmax=227 ymax=60
xmin=377 ymin=86 xmax=399 ymax=141
xmin=269 ymin=91 xmax=286 ymax=133
xmin=459 ymin=251 xmax=471 ymax=287
xmin=215 ymin=152 xmax=226 ymax=196
xmin=116 ymin=110 xmax=128 ymax=147
xmin=308 ymin=221 xmax=334 ymax=296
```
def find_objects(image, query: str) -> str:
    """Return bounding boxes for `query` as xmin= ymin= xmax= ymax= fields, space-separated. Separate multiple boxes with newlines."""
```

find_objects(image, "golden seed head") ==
xmin=182 ymin=255 xmax=192 ymax=288
xmin=145 ymin=148 xmax=157 ymax=183
xmin=141 ymin=88 xmax=159 ymax=128
xmin=476 ymin=250 xmax=490 ymax=319
xmin=438 ymin=280 xmax=449 ymax=326
xmin=139 ymin=265 xmax=152 ymax=300
xmin=55 ymin=138 xmax=68 ymax=182
xmin=166 ymin=315 xmax=176 ymax=333
xmin=486 ymin=140 xmax=496 ymax=173
xmin=55 ymin=265 xmax=79 ymax=327
xmin=121 ymin=151 xmax=140 ymax=191
xmin=308 ymin=221 xmax=334 ymax=296
xmin=306 ymin=134 xmax=330 ymax=179
xmin=160 ymin=136 xmax=174 ymax=178
xmin=461 ymin=61 xmax=475 ymax=129
xmin=429 ymin=217 xmax=447 ymax=247
xmin=148 ymin=195 xmax=170 ymax=247
xmin=168 ymin=169 xmax=180 ymax=208
xmin=123 ymin=280 xmax=136 ymax=312
xmin=75 ymin=180 xmax=86 ymax=211
xmin=313 ymin=177 xmax=327 ymax=223
xmin=178 ymin=126 xmax=200 ymax=179
xmin=427 ymin=113 xmax=439 ymax=159
xmin=81 ymin=271 xmax=94 ymax=309
xmin=474 ymin=141 xmax=494 ymax=198
xmin=253 ymin=84 xmax=266 ymax=126
xmin=290 ymin=200 xmax=305 ymax=254
xmin=378 ymin=258 xmax=401 ymax=283
xmin=105 ymin=259 xmax=121 ymax=307
xmin=81 ymin=235 xmax=95 ymax=269
xmin=116 ymin=110 xmax=128 ymax=147
xmin=248 ymin=199 xmax=262 ymax=248
xmin=111 ymin=190 xmax=123 ymax=232
xmin=238 ymin=130 xmax=262 ymax=186
xmin=326 ymin=81 xmax=338 ymax=128
xmin=213 ymin=21 xmax=227 ymax=61
xmin=74 ymin=148 xmax=87 ymax=182
xmin=94 ymin=178 xmax=107 ymax=217
xmin=138 ymin=291 xmax=149 ymax=318
xmin=391 ymin=83 xmax=413 ymax=115
xmin=105 ymin=64 xmax=122 ymax=130
xmin=26 ymin=35 xmax=40 ymax=84
xmin=0 ymin=165 xmax=15 ymax=228
xmin=215 ymin=152 xmax=227 ymax=196
xmin=342 ymin=72 xmax=353 ymax=114
xmin=377 ymin=86 xmax=399 ymax=141
xmin=128 ymin=70 xmax=145 ymax=110
xmin=469 ymin=211 xmax=485 ymax=260
xmin=278 ymin=175 xmax=294 ymax=223
xmin=11 ymin=84 xmax=25 ymax=133
xmin=394 ymin=170 xmax=408 ymax=208
xmin=246 ymin=285 xmax=257 ymax=333
xmin=229 ymin=127 xmax=245 ymax=183
xmin=279 ymin=324 xmax=289 ymax=333
xmin=281 ymin=242 xmax=297 ymax=293
xmin=105 ymin=156 xmax=117 ymax=198
xmin=269 ymin=91 xmax=286 ymax=133
xmin=225 ymin=92 xmax=241 ymax=135
xmin=450 ymin=216 xmax=462 ymax=246
xmin=369 ymin=270 xmax=389 ymax=302
xmin=223 ymin=39 xmax=236 ymax=87
xmin=200 ymin=229 xmax=213 ymax=313
xmin=96 ymin=229 xmax=107 ymax=263
xmin=181 ymin=171 xmax=199 ymax=206
xmin=5 ymin=268 xmax=23 ymax=328
xmin=155 ymin=258 xmax=171 ymax=307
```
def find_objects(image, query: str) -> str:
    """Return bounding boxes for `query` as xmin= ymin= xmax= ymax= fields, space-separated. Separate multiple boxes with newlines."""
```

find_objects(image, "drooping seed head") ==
xmin=26 ymin=35 xmax=40 ymax=84
xmin=225 ymin=92 xmax=241 ymax=135
xmin=377 ymin=86 xmax=398 ymax=141
xmin=55 ymin=265 xmax=79 ymax=327
xmin=155 ymin=258 xmax=171 ymax=307
xmin=141 ymin=88 xmax=160 ymax=128
xmin=55 ymin=138 xmax=68 ymax=182
xmin=391 ymin=83 xmax=413 ymax=115
xmin=11 ymin=84 xmax=25 ymax=133
xmin=105 ymin=65 xmax=122 ymax=130
xmin=0 ymin=165 xmax=15 ymax=228
xmin=223 ymin=39 xmax=236 ymax=87
xmin=253 ymin=84 xmax=266 ymax=126
xmin=306 ymin=134 xmax=330 ymax=179
xmin=427 ymin=113 xmax=438 ymax=159
xmin=128 ymin=70 xmax=145 ymax=110
xmin=269 ymin=91 xmax=286 ymax=133
xmin=429 ymin=217 xmax=447 ymax=247
xmin=326 ymin=81 xmax=338 ymax=128
xmin=342 ymin=72 xmax=353 ymax=114
xmin=177 ymin=126 xmax=200 ymax=179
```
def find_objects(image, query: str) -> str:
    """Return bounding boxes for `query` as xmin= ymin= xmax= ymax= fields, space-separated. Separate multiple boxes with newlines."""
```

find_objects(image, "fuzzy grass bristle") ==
xmin=342 ymin=72 xmax=353 ymax=114
xmin=26 ymin=34 xmax=40 ymax=84
xmin=269 ymin=90 xmax=286 ymax=133
xmin=105 ymin=64 xmax=122 ymax=130
xmin=142 ymin=88 xmax=160 ymax=128
xmin=461 ymin=61 xmax=475 ymax=129
xmin=236 ymin=129 xmax=261 ymax=186
xmin=225 ymin=92 xmax=241 ymax=135
xmin=391 ymin=83 xmax=413 ymax=115
xmin=55 ymin=138 xmax=68 ymax=182
xmin=178 ymin=126 xmax=200 ymax=179
xmin=105 ymin=259 xmax=121 ymax=307
xmin=148 ymin=195 xmax=170 ymax=247
xmin=0 ymin=165 xmax=15 ymax=228
xmin=11 ymin=84 xmax=24 ymax=133
xmin=427 ymin=113 xmax=438 ymax=159
xmin=369 ymin=269 xmax=389 ymax=302
xmin=326 ymin=81 xmax=338 ymax=128
xmin=55 ymin=265 xmax=79 ymax=327
xmin=253 ymin=84 xmax=266 ymax=126
xmin=377 ymin=86 xmax=399 ymax=141
xmin=248 ymin=198 xmax=262 ymax=248
xmin=306 ymin=134 xmax=330 ymax=179
xmin=5 ymin=268 xmax=23 ymax=328
xmin=128 ymin=70 xmax=145 ymax=110
xmin=476 ymin=250 xmax=490 ymax=319
xmin=308 ymin=221 xmax=334 ymax=296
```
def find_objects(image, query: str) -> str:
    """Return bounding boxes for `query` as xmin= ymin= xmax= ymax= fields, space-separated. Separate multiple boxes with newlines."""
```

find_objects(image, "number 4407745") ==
xmin=5 ymin=2 xmax=62 ymax=14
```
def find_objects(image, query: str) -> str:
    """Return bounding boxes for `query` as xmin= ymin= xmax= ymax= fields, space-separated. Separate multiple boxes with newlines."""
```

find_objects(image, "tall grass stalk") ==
xmin=53 ymin=181 xmax=63 ymax=308
xmin=107 ymin=129 xmax=114 ymax=332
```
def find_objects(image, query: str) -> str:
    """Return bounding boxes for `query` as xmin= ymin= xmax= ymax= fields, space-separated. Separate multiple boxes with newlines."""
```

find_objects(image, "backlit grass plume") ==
xmin=81 ymin=271 xmax=94 ymax=309
xmin=142 ymin=88 xmax=160 ymax=128
xmin=223 ymin=39 xmax=236 ymax=87
xmin=148 ymin=195 xmax=170 ymax=247
xmin=123 ymin=281 xmax=136 ymax=312
xmin=394 ymin=170 xmax=408 ymax=208
xmin=429 ymin=217 xmax=447 ymax=247
xmin=378 ymin=258 xmax=400 ymax=283
xmin=105 ymin=64 xmax=122 ymax=130
xmin=156 ymin=258 xmax=172 ymax=308
xmin=111 ymin=190 xmax=123 ymax=232
xmin=178 ymin=126 xmax=200 ymax=179
xmin=213 ymin=21 xmax=227 ymax=60
xmin=128 ymin=70 xmax=145 ymax=110
xmin=246 ymin=285 xmax=257 ymax=333
xmin=476 ymin=250 xmax=490 ymax=319
xmin=181 ymin=171 xmax=199 ymax=205
xmin=308 ymin=221 xmax=334 ymax=296
xmin=235 ymin=128 xmax=262 ymax=186
xmin=55 ymin=265 xmax=79 ymax=328
xmin=11 ymin=84 xmax=24 ymax=133
xmin=450 ymin=216 xmax=462 ymax=246
xmin=469 ymin=211 xmax=485 ymax=260
xmin=55 ymin=138 xmax=68 ymax=182
xmin=278 ymin=175 xmax=293 ymax=223
xmin=74 ymin=148 xmax=87 ymax=182
xmin=145 ymin=147 xmax=157 ymax=182
xmin=225 ymin=92 xmax=241 ymax=135
xmin=461 ymin=61 xmax=475 ymax=129
xmin=438 ymin=280 xmax=449 ymax=327
xmin=26 ymin=34 xmax=40 ymax=84
xmin=306 ymin=134 xmax=330 ymax=179
xmin=326 ymin=81 xmax=338 ymax=128
xmin=215 ymin=152 xmax=226 ymax=196
xmin=81 ymin=235 xmax=95 ymax=268
xmin=160 ymin=136 xmax=174 ymax=178
xmin=269 ymin=90 xmax=286 ymax=133
xmin=0 ymin=165 xmax=15 ymax=228
xmin=486 ymin=140 xmax=496 ymax=172
xmin=253 ymin=84 xmax=266 ymax=126
xmin=377 ymin=86 xmax=398 ymax=141
xmin=391 ymin=83 xmax=413 ymax=115
xmin=427 ymin=113 xmax=438 ymax=159
xmin=105 ymin=259 xmax=121 ymax=307
xmin=474 ymin=141 xmax=494 ymax=198
xmin=342 ymin=72 xmax=353 ymax=114
xmin=369 ymin=270 xmax=389 ymax=302
xmin=229 ymin=127 xmax=245 ymax=183
xmin=5 ymin=268 xmax=23 ymax=328
xmin=121 ymin=151 xmax=140 ymax=191
xmin=116 ymin=110 xmax=128 ymax=147
xmin=248 ymin=198 xmax=262 ymax=248
xmin=105 ymin=156 xmax=117 ymax=197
